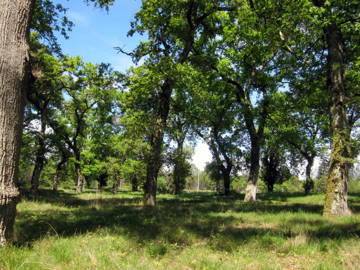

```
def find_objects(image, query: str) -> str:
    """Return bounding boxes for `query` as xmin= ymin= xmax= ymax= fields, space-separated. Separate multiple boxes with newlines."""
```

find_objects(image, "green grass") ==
xmin=0 ymin=189 xmax=359 ymax=270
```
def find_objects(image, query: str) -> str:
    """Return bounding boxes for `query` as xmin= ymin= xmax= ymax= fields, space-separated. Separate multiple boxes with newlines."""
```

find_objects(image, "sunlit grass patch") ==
xmin=0 ymin=190 xmax=359 ymax=269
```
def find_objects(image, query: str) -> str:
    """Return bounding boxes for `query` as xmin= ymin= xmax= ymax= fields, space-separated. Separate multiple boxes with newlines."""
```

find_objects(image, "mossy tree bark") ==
xmin=323 ymin=23 xmax=352 ymax=217
xmin=0 ymin=0 xmax=34 ymax=246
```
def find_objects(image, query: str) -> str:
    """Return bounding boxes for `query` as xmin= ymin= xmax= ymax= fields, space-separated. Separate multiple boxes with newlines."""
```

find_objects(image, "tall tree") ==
xmin=309 ymin=0 xmax=360 ymax=216
xmin=0 ymin=0 xmax=34 ymax=246
xmin=125 ymin=0 xmax=230 ymax=205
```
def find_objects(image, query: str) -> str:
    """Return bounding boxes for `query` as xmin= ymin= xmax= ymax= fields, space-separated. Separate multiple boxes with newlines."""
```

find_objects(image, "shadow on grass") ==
xmin=15 ymin=189 xmax=360 ymax=252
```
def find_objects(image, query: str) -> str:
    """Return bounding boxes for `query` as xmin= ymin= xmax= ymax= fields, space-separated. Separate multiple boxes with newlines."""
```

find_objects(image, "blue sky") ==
xmin=55 ymin=0 xmax=212 ymax=170
xmin=56 ymin=0 xmax=143 ymax=72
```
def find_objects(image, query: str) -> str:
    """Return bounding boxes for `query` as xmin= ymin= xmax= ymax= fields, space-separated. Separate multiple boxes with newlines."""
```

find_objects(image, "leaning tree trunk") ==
xmin=143 ymin=80 xmax=172 ymax=206
xmin=323 ymin=23 xmax=352 ymax=217
xmin=0 ymin=0 xmax=33 ymax=246
xmin=244 ymin=137 xmax=261 ymax=202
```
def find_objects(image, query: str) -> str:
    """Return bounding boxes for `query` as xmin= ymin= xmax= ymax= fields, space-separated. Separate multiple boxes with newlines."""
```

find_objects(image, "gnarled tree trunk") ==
xmin=0 ymin=0 xmax=33 ymax=246
xmin=323 ymin=23 xmax=351 ymax=217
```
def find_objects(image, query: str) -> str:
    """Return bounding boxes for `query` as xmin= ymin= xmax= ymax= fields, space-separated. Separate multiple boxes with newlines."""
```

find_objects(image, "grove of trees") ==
xmin=0 ymin=0 xmax=359 ymax=246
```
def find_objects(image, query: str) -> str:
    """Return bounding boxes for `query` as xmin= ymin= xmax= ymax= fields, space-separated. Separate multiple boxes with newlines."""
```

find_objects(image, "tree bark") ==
xmin=0 ymin=0 xmax=33 ymax=246
xmin=323 ymin=23 xmax=351 ymax=217
xmin=244 ymin=137 xmax=261 ymax=202
xmin=75 ymin=161 xmax=84 ymax=193
xmin=143 ymin=80 xmax=172 ymax=206
xmin=304 ymin=156 xmax=314 ymax=195
xmin=223 ymin=172 xmax=231 ymax=196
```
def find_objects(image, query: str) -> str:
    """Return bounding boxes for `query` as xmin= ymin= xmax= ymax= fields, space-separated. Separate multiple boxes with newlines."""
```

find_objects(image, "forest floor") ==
xmin=0 ymin=189 xmax=359 ymax=270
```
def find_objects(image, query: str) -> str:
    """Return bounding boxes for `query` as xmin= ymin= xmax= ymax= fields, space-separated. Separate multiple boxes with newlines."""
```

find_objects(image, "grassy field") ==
xmin=0 ymin=189 xmax=359 ymax=270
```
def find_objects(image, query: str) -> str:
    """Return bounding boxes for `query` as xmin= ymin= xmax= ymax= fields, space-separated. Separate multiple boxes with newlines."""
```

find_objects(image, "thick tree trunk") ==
xmin=144 ymin=146 xmax=160 ymax=206
xmin=304 ymin=157 xmax=314 ymax=195
xmin=323 ymin=23 xmax=351 ymax=217
xmin=143 ymin=80 xmax=172 ymax=206
xmin=144 ymin=129 xmax=164 ymax=205
xmin=244 ymin=138 xmax=261 ymax=202
xmin=0 ymin=0 xmax=33 ymax=246
xmin=223 ymin=172 xmax=231 ymax=196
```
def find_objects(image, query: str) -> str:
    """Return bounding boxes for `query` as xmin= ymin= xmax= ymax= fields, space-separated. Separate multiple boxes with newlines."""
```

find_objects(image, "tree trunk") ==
xmin=52 ymin=156 xmax=67 ymax=191
xmin=323 ymin=23 xmax=351 ymax=217
xmin=53 ymin=172 xmax=60 ymax=191
xmin=75 ymin=163 xmax=84 ymax=193
xmin=112 ymin=176 xmax=121 ymax=194
xmin=173 ymin=139 xmax=185 ymax=195
xmin=144 ymin=131 xmax=163 ymax=206
xmin=223 ymin=172 xmax=231 ymax=196
xmin=244 ymin=137 xmax=261 ymax=202
xmin=30 ymin=116 xmax=46 ymax=192
xmin=304 ymin=157 xmax=314 ymax=195
xmin=143 ymin=80 xmax=172 ymax=206
xmin=0 ymin=0 xmax=33 ymax=246
xmin=267 ymin=183 xmax=274 ymax=193
xmin=131 ymin=175 xmax=138 ymax=192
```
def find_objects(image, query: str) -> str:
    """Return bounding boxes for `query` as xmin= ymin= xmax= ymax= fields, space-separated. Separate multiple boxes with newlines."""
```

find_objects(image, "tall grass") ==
xmin=0 ymin=189 xmax=359 ymax=270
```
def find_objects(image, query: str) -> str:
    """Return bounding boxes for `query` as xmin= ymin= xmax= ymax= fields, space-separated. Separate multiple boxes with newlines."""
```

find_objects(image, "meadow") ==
xmin=1 ymin=189 xmax=359 ymax=270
